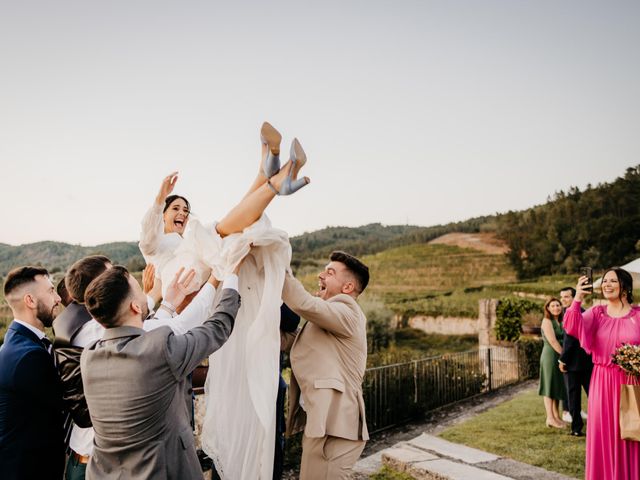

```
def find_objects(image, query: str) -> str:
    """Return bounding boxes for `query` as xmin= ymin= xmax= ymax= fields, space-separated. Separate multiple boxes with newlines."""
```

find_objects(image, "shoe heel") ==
xmin=289 ymin=138 xmax=307 ymax=175
xmin=270 ymin=138 xmax=309 ymax=196
xmin=280 ymin=176 xmax=309 ymax=195
xmin=260 ymin=122 xmax=282 ymax=178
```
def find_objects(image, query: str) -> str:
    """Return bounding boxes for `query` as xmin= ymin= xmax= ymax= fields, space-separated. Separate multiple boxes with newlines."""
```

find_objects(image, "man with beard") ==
xmin=281 ymin=251 xmax=370 ymax=479
xmin=81 ymin=262 xmax=242 ymax=479
xmin=0 ymin=266 xmax=65 ymax=479
xmin=57 ymin=256 xmax=227 ymax=479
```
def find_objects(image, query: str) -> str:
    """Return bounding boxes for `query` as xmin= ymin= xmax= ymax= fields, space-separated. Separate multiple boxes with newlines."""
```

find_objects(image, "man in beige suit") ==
xmin=281 ymin=250 xmax=369 ymax=479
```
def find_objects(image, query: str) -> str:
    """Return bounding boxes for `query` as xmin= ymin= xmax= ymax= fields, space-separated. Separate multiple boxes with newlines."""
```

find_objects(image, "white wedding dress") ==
xmin=139 ymin=209 xmax=291 ymax=479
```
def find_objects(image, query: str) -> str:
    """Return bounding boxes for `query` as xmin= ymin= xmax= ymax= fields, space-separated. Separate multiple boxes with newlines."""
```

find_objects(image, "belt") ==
xmin=72 ymin=451 xmax=90 ymax=464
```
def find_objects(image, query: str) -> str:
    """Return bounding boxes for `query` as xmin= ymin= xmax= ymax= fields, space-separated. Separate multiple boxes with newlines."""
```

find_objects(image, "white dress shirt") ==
xmin=13 ymin=318 xmax=47 ymax=341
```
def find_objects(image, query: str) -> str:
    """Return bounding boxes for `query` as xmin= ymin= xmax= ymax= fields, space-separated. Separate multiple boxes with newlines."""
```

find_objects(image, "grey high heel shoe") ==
xmin=267 ymin=138 xmax=310 ymax=195
xmin=260 ymin=122 xmax=282 ymax=178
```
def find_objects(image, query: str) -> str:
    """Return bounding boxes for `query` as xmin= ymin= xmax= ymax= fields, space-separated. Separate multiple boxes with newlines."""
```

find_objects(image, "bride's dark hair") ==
xmin=163 ymin=195 xmax=191 ymax=214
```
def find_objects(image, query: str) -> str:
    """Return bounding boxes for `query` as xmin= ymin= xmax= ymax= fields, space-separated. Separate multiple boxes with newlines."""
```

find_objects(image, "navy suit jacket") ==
xmin=560 ymin=307 xmax=593 ymax=373
xmin=0 ymin=321 xmax=65 ymax=479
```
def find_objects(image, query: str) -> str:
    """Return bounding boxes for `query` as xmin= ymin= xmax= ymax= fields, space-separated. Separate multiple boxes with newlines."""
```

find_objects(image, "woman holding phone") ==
xmin=563 ymin=267 xmax=640 ymax=479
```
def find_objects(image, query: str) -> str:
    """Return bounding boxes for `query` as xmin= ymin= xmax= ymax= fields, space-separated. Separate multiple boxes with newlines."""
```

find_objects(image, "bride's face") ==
xmin=163 ymin=198 xmax=190 ymax=235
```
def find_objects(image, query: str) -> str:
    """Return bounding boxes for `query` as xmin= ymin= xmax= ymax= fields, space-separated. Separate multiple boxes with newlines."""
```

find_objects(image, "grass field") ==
xmin=439 ymin=388 xmax=587 ymax=479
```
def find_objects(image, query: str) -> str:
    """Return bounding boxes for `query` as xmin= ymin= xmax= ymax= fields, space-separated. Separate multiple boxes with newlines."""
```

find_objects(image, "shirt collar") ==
xmin=13 ymin=318 xmax=46 ymax=340
xmin=101 ymin=325 xmax=146 ymax=341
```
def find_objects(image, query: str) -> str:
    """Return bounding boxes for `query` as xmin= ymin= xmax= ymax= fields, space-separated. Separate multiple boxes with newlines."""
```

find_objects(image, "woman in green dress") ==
xmin=539 ymin=297 xmax=567 ymax=428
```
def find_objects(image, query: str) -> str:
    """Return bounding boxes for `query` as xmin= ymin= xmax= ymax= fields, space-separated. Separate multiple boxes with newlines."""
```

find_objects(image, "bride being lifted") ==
xmin=139 ymin=121 xmax=309 ymax=292
xmin=139 ymin=122 xmax=310 ymax=479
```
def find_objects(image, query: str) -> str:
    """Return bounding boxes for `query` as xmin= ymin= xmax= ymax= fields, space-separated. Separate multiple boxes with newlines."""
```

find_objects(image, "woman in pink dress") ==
xmin=563 ymin=267 xmax=640 ymax=480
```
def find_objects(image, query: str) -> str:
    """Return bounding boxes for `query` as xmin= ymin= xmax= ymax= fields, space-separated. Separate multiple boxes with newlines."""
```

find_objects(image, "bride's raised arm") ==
xmin=139 ymin=171 xmax=182 ymax=258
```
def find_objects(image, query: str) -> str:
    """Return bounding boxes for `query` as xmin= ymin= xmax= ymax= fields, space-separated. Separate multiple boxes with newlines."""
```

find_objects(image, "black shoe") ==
xmin=570 ymin=431 xmax=584 ymax=437
xmin=197 ymin=449 xmax=213 ymax=472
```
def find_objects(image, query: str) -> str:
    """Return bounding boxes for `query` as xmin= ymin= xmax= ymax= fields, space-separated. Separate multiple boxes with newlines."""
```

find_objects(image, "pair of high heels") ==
xmin=260 ymin=122 xmax=309 ymax=195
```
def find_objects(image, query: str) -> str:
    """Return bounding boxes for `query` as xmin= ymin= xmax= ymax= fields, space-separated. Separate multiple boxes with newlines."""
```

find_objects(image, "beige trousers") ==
xmin=299 ymin=434 xmax=366 ymax=480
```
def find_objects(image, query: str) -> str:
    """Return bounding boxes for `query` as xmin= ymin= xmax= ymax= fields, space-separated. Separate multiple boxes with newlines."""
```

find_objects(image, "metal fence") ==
xmin=363 ymin=346 xmax=524 ymax=435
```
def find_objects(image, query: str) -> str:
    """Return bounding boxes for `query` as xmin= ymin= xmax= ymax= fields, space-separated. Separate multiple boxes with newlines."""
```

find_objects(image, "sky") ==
xmin=1 ymin=1 xmax=639 ymax=246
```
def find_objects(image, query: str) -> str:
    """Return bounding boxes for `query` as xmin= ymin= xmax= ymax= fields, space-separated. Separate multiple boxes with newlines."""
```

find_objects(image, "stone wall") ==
xmin=477 ymin=298 xmax=498 ymax=347
xmin=407 ymin=315 xmax=478 ymax=335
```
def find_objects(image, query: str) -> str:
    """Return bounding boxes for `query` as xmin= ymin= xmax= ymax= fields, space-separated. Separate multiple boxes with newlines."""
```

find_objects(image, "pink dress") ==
xmin=564 ymin=301 xmax=640 ymax=480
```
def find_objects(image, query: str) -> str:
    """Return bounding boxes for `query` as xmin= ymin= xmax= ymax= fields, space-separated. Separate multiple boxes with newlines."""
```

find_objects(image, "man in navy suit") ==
xmin=0 ymin=266 xmax=65 ymax=479
xmin=558 ymin=286 xmax=593 ymax=436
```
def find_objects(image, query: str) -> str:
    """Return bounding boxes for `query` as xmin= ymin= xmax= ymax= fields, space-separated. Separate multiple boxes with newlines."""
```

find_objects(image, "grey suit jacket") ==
xmin=80 ymin=288 xmax=240 ymax=480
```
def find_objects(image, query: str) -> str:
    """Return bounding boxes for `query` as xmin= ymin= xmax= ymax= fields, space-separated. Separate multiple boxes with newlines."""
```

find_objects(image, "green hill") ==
xmin=0 ymin=215 xmax=498 ymax=280
xmin=296 ymin=241 xmax=518 ymax=318
xmin=2 ymin=164 xmax=638 ymax=317
xmin=290 ymin=216 xmax=497 ymax=267
xmin=0 ymin=241 xmax=145 ymax=278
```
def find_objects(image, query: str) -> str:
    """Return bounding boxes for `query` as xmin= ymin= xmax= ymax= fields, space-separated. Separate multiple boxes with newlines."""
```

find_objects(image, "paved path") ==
xmin=354 ymin=432 xmax=573 ymax=479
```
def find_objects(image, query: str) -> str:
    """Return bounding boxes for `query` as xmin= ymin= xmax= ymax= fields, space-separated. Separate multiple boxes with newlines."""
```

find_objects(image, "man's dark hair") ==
xmin=603 ymin=267 xmax=634 ymax=304
xmin=3 ymin=266 xmax=50 ymax=297
xmin=330 ymin=251 xmax=370 ymax=294
xmin=85 ymin=266 xmax=132 ymax=328
xmin=560 ymin=286 xmax=576 ymax=297
xmin=164 ymin=195 xmax=191 ymax=214
xmin=65 ymin=255 xmax=111 ymax=303
xmin=56 ymin=277 xmax=73 ymax=307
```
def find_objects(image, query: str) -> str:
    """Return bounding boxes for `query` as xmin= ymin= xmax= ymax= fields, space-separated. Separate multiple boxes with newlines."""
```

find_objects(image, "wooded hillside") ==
xmin=497 ymin=165 xmax=640 ymax=278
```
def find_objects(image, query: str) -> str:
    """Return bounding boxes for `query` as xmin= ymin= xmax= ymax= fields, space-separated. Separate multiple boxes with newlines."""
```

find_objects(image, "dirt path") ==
xmin=428 ymin=232 xmax=509 ymax=254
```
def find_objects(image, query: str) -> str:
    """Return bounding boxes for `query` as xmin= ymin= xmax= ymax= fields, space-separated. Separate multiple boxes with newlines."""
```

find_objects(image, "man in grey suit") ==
xmin=81 ymin=264 xmax=241 ymax=480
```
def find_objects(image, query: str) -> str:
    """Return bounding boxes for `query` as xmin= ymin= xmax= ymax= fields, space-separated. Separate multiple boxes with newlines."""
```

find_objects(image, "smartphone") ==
xmin=580 ymin=266 xmax=593 ymax=293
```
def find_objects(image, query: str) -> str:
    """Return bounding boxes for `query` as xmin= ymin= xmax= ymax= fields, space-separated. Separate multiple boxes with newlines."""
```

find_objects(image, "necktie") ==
xmin=41 ymin=337 xmax=56 ymax=365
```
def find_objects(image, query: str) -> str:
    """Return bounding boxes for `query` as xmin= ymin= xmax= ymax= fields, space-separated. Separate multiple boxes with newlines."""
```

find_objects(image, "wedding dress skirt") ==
xmin=180 ymin=215 xmax=291 ymax=479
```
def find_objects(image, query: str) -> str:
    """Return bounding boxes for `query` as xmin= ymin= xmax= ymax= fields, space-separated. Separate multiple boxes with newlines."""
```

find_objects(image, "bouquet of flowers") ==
xmin=614 ymin=344 xmax=640 ymax=441
xmin=612 ymin=343 xmax=640 ymax=377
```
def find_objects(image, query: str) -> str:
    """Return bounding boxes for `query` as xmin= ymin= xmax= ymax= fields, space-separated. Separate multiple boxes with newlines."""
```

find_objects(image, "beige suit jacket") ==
xmin=282 ymin=272 xmax=369 ymax=441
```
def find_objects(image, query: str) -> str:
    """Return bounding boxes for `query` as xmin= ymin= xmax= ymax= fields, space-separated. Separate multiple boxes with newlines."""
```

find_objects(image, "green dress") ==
xmin=538 ymin=317 xmax=567 ymax=400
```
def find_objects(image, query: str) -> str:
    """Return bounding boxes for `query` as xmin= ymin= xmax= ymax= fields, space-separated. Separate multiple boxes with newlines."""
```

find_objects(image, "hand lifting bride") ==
xmin=139 ymin=122 xmax=309 ymax=479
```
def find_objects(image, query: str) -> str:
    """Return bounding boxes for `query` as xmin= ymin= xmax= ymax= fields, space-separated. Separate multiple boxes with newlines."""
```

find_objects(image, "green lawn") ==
xmin=370 ymin=466 xmax=415 ymax=479
xmin=439 ymin=388 xmax=586 ymax=479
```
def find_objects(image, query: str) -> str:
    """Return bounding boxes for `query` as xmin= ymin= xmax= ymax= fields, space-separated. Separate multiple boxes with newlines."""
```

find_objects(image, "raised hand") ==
xmin=207 ymin=273 xmax=221 ymax=289
xmin=142 ymin=264 xmax=156 ymax=294
xmin=155 ymin=171 xmax=179 ymax=205
xmin=574 ymin=275 xmax=592 ymax=302
xmin=143 ymin=264 xmax=163 ymax=304
xmin=164 ymin=267 xmax=198 ymax=310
